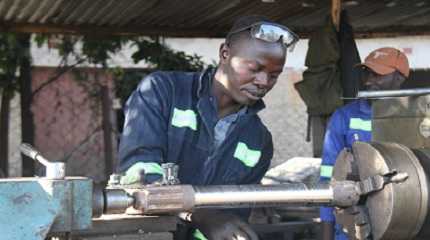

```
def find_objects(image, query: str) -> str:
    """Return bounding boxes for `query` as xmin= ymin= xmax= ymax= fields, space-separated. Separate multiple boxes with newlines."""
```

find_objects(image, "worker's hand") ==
xmin=320 ymin=221 xmax=334 ymax=240
xmin=119 ymin=162 xmax=147 ymax=185
xmin=191 ymin=209 xmax=259 ymax=240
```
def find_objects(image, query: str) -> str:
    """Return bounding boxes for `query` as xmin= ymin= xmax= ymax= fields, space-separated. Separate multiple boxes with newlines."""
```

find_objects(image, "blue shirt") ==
xmin=118 ymin=67 xmax=273 ymax=186
xmin=214 ymin=105 xmax=247 ymax=149
xmin=319 ymin=99 xmax=372 ymax=240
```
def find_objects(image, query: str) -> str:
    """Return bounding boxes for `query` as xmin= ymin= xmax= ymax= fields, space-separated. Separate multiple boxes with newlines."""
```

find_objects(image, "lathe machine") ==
xmin=2 ymin=90 xmax=430 ymax=240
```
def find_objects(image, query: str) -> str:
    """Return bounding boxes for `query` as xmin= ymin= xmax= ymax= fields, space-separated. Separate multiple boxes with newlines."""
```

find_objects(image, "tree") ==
xmin=0 ymin=33 xmax=31 ymax=177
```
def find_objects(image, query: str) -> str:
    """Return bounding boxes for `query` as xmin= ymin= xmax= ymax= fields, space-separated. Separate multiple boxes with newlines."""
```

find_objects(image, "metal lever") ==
xmin=358 ymin=171 xmax=408 ymax=196
xmin=20 ymin=143 xmax=65 ymax=179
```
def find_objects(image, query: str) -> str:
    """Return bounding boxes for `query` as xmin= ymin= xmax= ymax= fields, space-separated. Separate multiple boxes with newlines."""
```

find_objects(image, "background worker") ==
xmin=117 ymin=15 xmax=299 ymax=240
xmin=319 ymin=47 xmax=410 ymax=240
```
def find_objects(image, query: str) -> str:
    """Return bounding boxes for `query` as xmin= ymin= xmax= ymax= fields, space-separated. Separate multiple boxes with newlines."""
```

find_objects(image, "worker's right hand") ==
xmin=191 ymin=209 xmax=259 ymax=240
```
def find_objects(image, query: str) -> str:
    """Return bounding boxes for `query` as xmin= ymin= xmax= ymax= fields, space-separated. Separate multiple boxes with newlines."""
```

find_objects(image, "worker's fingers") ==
xmin=119 ymin=163 xmax=146 ymax=185
xmin=237 ymin=222 xmax=259 ymax=240
xmin=232 ymin=229 xmax=249 ymax=240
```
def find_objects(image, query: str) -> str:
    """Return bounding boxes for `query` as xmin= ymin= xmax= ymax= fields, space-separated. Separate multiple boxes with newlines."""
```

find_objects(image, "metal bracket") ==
xmin=161 ymin=163 xmax=180 ymax=185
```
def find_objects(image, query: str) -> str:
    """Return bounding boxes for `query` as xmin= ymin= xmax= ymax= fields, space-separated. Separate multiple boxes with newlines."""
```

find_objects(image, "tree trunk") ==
xmin=18 ymin=34 xmax=35 ymax=177
xmin=101 ymin=86 xmax=115 ymax=180
xmin=0 ymin=88 xmax=10 ymax=177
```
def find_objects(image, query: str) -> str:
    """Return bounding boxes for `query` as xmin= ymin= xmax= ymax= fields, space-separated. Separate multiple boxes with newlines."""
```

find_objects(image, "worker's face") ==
xmin=219 ymin=37 xmax=286 ymax=105
xmin=363 ymin=68 xmax=405 ymax=91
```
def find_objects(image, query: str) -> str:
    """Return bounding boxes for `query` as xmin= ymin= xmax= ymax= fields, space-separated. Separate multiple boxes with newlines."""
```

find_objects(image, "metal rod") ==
xmin=357 ymin=88 xmax=430 ymax=99
xmin=103 ymin=188 xmax=135 ymax=214
xmin=129 ymin=184 xmax=335 ymax=214
xmin=20 ymin=143 xmax=50 ymax=166
xmin=193 ymin=184 xmax=333 ymax=207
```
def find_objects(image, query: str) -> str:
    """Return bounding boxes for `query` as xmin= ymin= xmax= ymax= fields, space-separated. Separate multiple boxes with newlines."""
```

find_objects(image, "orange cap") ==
xmin=360 ymin=47 xmax=410 ymax=77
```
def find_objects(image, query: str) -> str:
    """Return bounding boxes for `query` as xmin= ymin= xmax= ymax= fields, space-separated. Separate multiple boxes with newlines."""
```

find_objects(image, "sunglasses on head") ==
xmin=227 ymin=21 xmax=299 ymax=51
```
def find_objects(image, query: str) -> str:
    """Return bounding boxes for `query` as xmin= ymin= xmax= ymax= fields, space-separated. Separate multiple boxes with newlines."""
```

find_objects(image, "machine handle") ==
xmin=20 ymin=143 xmax=51 ymax=166
xmin=20 ymin=143 xmax=38 ymax=160
xmin=20 ymin=143 xmax=65 ymax=179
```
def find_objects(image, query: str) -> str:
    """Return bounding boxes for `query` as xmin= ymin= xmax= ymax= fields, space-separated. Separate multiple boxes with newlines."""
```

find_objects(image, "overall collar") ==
xmin=196 ymin=67 xmax=216 ymax=98
xmin=358 ymin=99 xmax=372 ymax=115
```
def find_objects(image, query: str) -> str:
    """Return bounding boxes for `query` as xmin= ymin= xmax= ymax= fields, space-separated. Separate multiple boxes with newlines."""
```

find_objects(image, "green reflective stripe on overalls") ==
xmin=194 ymin=229 xmax=208 ymax=240
xmin=320 ymin=165 xmax=334 ymax=178
xmin=171 ymin=108 xmax=197 ymax=130
xmin=349 ymin=118 xmax=372 ymax=131
xmin=233 ymin=142 xmax=261 ymax=167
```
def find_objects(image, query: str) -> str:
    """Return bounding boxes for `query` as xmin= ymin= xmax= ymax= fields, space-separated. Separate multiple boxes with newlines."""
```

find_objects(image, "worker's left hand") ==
xmin=191 ymin=209 xmax=259 ymax=240
xmin=119 ymin=162 xmax=147 ymax=185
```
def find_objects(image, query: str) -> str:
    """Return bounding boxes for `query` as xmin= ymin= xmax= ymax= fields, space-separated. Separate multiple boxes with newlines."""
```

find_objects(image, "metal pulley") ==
xmin=333 ymin=142 xmax=430 ymax=240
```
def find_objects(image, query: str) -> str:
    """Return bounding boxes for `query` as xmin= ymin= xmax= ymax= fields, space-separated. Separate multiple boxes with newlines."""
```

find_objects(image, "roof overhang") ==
xmin=0 ymin=0 xmax=429 ymax=37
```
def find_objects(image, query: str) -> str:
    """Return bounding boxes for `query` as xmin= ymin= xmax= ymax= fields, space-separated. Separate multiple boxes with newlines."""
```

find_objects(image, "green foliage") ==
xmin=81 ymin=36 xmax=128 ymax=66
xmin=0 ymin=33 xmax=30 ymax=93
xmin=132 ymin=38 xmax=206 ymax=71
xmin=36 ymin=34 xmax=210 ymax=110
xmin=34 ymin=34 xmax=49 ymax=48
xmin=36 ymin=35 xmax=207 ymax=71
xmin=114 ymin=37 xmax=208 ymax=104
xmin=114 ymin=69 xmax=149 ymax=105
xmin=2 ymin=32 xmax=209 ymax=106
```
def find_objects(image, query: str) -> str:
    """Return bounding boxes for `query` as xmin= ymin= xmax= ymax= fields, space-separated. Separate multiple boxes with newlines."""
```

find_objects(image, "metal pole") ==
xmin=357 ymin=88 xmax=430 ymax=99
xmin=101 ymin=86 xmax=114 ymax=180
xmin=193 ymin=184 xmax=333 ymax=207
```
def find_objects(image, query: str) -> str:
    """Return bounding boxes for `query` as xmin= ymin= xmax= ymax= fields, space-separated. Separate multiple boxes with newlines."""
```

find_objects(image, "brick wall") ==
xmin=31 ymin=67 xmax=116 ymax=182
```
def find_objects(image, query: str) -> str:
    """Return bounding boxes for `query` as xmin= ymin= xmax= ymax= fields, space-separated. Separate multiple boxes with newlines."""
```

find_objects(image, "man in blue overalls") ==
xmin=320 ymin=47 xmax=410 ymax=240
xmin=117 ymin=16 xmax=299 ymax=240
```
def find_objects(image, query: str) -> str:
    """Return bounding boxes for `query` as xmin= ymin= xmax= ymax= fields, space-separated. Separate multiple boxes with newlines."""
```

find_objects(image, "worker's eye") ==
xmin=270 ymin=74 xmax=279 ymax=81
xmin=248 ymin=67 xmax=259 ymax=73
xmin=247 ymin=62 xmax=261 ymax=73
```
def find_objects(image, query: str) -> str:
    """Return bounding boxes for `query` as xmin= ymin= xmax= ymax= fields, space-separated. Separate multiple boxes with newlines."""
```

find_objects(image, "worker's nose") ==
xmin=364 ymin=79 xmax=375 ymax=86
xmin=254 ymin=72 xmax=269 ymax=88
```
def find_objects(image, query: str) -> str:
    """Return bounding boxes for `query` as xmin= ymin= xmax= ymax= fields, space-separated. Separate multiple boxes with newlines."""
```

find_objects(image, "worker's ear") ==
xmin=219 ymin=43 xmax=230 ymax=64
xmin=394 ymin=71 xmax=406 ymax=89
